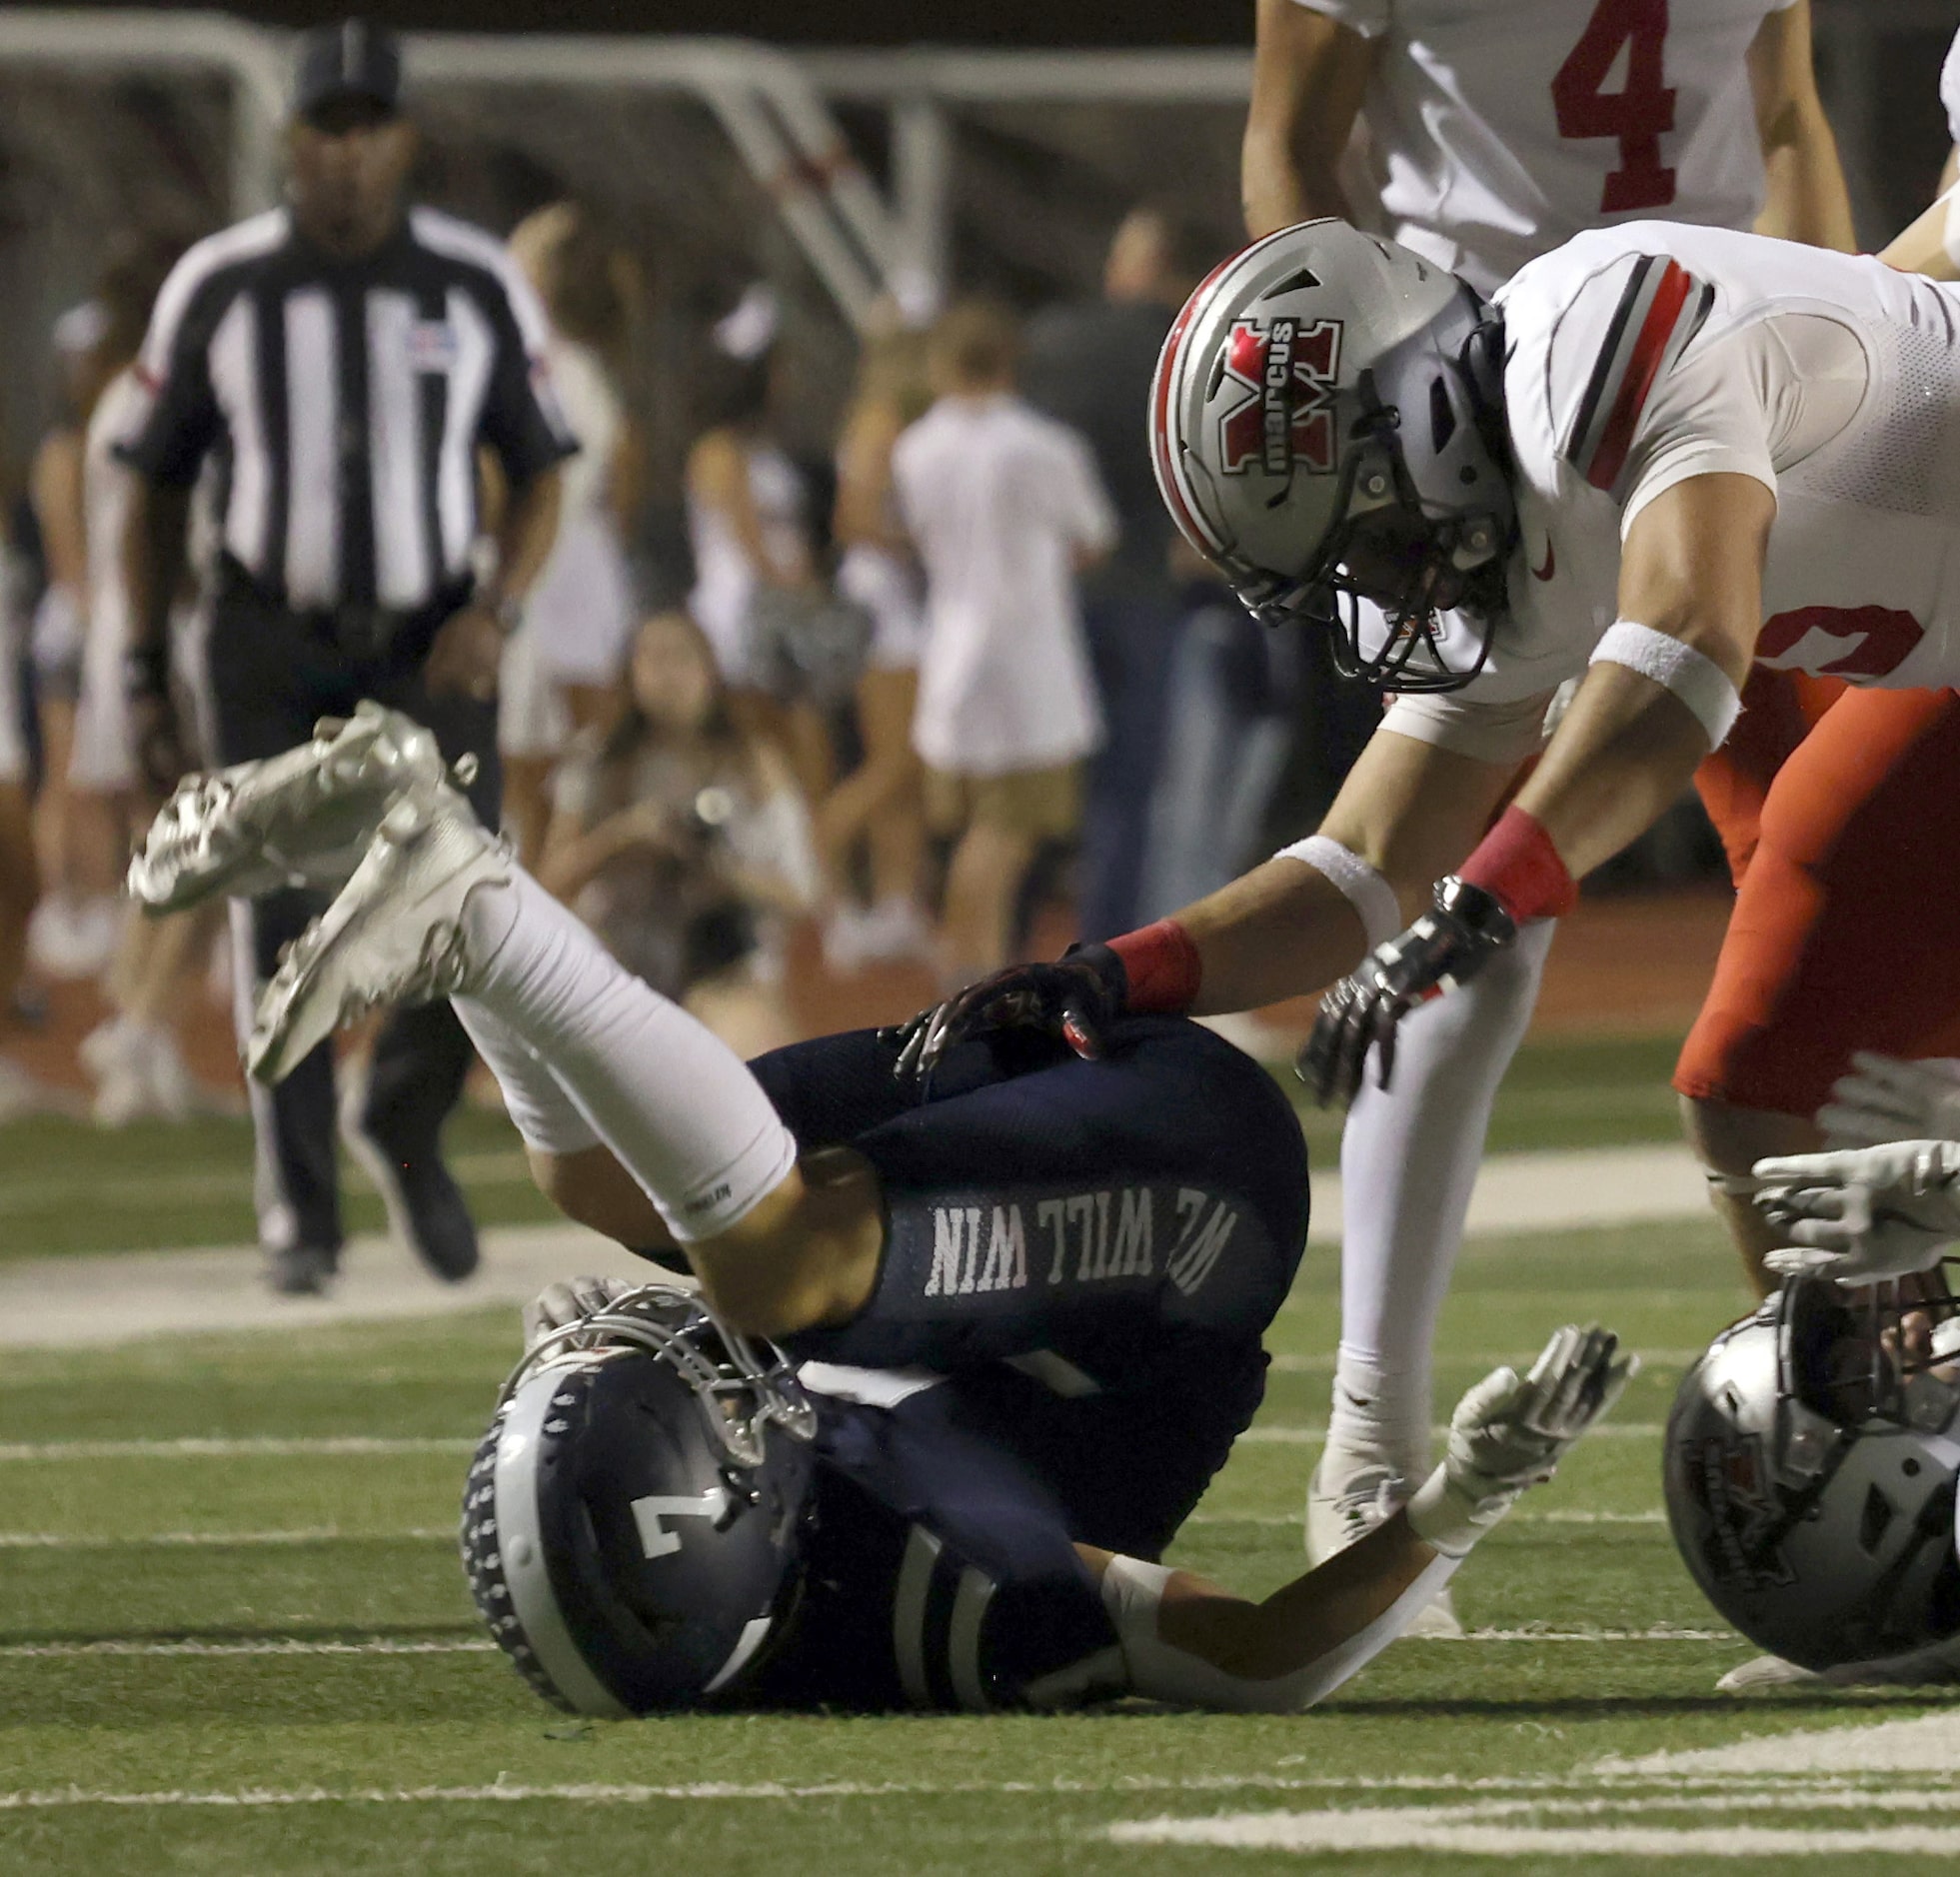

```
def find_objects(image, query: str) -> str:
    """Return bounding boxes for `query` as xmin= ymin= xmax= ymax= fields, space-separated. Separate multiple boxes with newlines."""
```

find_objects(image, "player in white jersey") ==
xmin=899 ymin=214 xmax=1960 ymax=1405
xmin=1240 ymin=0 xmax=1851 ymax=1591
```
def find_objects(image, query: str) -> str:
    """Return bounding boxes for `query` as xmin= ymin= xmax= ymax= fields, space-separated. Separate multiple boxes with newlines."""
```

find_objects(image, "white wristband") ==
xmin=1274 ymin=834 xmax=1401 ymax=950
xmin=1405 ymin=1464 xmax=1518 ymax=1558
xmin=1588 ymin=620 xmax=1741 ymax=750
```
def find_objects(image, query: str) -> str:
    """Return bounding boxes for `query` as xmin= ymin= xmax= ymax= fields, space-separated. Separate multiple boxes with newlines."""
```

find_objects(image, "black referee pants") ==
xmin=200 ymin=579 xmax=502 ymax=1257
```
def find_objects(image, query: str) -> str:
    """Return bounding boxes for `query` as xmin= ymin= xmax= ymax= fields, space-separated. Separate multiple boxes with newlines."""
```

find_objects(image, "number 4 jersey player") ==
xmin=1242 ymin=0 xmax=1852 ymax=1598
xmin=126 ymin=707 xmax=1631 ymax=1714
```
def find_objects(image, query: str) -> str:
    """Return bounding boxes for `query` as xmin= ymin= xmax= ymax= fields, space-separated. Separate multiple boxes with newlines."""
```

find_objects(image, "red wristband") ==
xmin=1108 ymin=919 xmax=1202 ymax=1013
xmin=1458 ymin=806 xmax=1577 ymax=923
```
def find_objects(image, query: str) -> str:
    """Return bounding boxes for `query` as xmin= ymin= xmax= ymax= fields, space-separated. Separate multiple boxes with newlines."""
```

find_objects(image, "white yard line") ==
xmin=1597 ymin=1710 xmax=1960 ymax=1777
xmin=0 ymin=1769 xmax=1823 ymax=1808
xmin=0 ymin=1638 xmax=493 ymax=1657
xmin=1108 ymin=1810 xmax=1960 ymax=1858
xmin=0 ymin=1143 xmax=1716 ymax=1349
xmin=0 ymin=1436 xmax=475 ymax=1460
xmin=0 ymin=1529 xmax=450 ymax=1549
xmin=1305 ymin=1141 xmax=1708 ymax=1245
xmin=0 ymin=1428 xmax=1661 ymax=1460
xmin=0 ymin=1624 xmax=1729 ymax=1652
xmin=0 ymin=1222 xmax=639 ymax=1351
xmin=1236 ymin=1423 xmax=1661 ymax=1443
xmin=1185 ymin=1509 xmax=1665 ymax=1527
xmin=1266 ymin=1350 xmax=1707 ymax=1371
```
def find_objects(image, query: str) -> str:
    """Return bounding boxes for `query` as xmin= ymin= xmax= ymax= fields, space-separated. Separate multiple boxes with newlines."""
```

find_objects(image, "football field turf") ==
xmin=6 ymin=1037 xmax=1959 ymax=1874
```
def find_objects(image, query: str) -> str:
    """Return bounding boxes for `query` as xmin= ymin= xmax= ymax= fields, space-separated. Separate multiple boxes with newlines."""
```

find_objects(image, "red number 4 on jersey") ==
xmin=1552 ymin=0 xmax=1679 ymax=214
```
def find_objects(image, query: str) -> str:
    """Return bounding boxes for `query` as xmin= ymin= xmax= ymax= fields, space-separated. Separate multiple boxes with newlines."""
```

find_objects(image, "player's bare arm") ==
xmin=1241 ymin=0 xmax=1374 ymax=238
xmin=1510 ymin=473 xmax=1771 ymax=877
xmin=1746 ymin=0 xmax=1855 ymax=251
xmin=1173 ymin=732 xmax=1516 ymax=1015
xmin=1068 ymin=1324 xmax=1632 ymax=1710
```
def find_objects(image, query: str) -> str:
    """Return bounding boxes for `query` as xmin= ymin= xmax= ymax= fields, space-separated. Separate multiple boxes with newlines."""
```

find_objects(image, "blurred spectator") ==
xmin=1022 ymin=202 xmax=1215 ymax=939
xmin=821 ymin=320 xmax=933 ymax=970
xmin=26 ymin=300 xmax=123 ymax=978
xmin=501 ymin=200 xmax=645 ymax=865
xmin=0 ymin=558 xmax=47 ymax=1118
xmin=684 ymin=286 xmax=833 ymax=806
xmin=70 ymin=235 xmax=232 ymax=1126
xmin=539 ymin=610 xmax=818 ymax=1059
xmin=892 ymin=299 xmax=1114 ymax=982
xmin=1141 ymin=543 xmax=1305 ymax=918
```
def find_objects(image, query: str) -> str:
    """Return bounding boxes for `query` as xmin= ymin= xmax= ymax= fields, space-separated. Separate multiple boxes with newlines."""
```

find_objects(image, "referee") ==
xmin=120 ymin=21 xmax=573 ymax=1295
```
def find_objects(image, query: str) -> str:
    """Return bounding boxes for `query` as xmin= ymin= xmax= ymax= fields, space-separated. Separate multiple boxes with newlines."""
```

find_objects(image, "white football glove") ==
xmin=1817 ymin=1053 xmax=1960 ymax=1148
xmin=1756 ymin=1140 xmax=1960 ymax=1287
xmin=1405 ymin=1323 xmax=1636 ymax=1557
xmin=522 ymin=1274 xmax=634 ymax=1349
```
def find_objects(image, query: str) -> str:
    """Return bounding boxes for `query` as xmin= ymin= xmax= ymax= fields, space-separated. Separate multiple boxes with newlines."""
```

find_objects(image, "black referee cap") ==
xmin=292 ymin=19 xmax=404 ymax=125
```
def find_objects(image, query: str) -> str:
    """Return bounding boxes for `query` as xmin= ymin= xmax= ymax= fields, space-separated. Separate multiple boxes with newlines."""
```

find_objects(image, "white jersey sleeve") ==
xmin=1943 ymin=27 xmax=1960 ymax=151
xmin=1293 ymin=0 xmax=1390 ymax=37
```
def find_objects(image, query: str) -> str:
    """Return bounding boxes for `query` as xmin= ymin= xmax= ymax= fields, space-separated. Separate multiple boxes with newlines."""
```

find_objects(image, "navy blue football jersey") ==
xmin=733 ymin=1017 xmax=1312 ymax=1711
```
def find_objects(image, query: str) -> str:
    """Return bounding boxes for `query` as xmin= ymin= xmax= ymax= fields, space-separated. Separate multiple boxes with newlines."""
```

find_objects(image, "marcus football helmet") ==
xmin=1151 ymin=219 xmax=1515 ymax=691
xmin=460 ymin=1283 xmax=817 ymax=1715
xmin=1665 ymin=1275 xmax=1960 ymax=1672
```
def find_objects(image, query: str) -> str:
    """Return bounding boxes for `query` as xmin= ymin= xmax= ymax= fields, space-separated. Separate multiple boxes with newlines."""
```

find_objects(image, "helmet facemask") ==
xmin=515 ymin=1285 xmax=817 ymax=1469
xmin=1289 ymin=297 xmax=1513 ymax=692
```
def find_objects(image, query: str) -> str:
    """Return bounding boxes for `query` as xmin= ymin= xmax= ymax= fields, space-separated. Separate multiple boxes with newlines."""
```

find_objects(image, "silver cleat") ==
xmin=1306 ymin=1450 xmax=1465 ymax=1639
xmin=248 ymin=780 xmax=511 ymax=1084
xmin=128 ymin=701 xmax=462 ymax=913
xmin=1716 ymin=1653 xmax=1822 ymax=1693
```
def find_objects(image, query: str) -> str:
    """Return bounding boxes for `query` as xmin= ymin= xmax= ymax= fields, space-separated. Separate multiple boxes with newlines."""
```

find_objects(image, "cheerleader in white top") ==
xmin=501 ymin=204 xmax=643 ymax=864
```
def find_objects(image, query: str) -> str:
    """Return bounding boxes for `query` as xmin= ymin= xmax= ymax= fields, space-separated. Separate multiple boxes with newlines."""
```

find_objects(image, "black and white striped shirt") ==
xmin=122 ymin=205 xmax=576 ymax=615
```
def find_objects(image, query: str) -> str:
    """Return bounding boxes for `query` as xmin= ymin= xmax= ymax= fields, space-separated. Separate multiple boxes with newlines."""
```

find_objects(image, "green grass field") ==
xmin=5 ymin=1036 xmax=1956 ymax=1873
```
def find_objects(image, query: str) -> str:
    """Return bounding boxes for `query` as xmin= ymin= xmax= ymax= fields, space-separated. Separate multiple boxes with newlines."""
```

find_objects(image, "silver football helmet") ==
xmin=1151 ymin=220 xmax=1515 ymax=691
xmin=1665 ymin=1275 xmax=1960 ymax=1672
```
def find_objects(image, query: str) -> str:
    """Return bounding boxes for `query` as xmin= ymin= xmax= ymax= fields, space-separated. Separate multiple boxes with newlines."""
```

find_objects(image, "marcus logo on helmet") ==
xmin=1217 ymin=315 xmax=1342 ymax=478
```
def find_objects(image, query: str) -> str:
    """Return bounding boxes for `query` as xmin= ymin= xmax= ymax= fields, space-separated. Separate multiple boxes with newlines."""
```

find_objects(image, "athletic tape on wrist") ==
xmin=1274 ymin=835 xmax=1401 ymax=950
xmin=1107 ymin=920 xmax=1201 ymax=1013
xmin=1405 ymin=1466 xmax=1516 ymax=1559
xmin=1588 ymin=620 xmax=1741 ymax=749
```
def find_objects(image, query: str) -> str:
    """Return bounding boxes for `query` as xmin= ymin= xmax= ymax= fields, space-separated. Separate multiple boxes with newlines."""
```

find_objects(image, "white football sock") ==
xmin=456 ymin=868 xmax=798 ymax=1242
xmin=1329 ymin=918 xmax=1557 ymax=1474
xmin=451 ymin=998 xmax=601 ymax=1156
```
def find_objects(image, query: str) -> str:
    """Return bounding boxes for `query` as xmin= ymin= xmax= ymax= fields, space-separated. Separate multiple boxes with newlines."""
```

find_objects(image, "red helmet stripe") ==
xmin=1150 ymin=251 xmax=1238 ymax=553
xmin=1150 ymin=222 xmax=1337 ymax=557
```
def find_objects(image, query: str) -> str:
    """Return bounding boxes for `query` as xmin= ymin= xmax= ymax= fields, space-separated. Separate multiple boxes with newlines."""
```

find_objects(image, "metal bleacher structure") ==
xmin=1 ymin=6 xmax=1953 ymax=320
xmin=0 ymin=4 xmax=1948 ymax=476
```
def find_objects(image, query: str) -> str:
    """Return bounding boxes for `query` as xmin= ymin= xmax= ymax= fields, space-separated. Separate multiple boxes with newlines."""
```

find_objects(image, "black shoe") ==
xmin=266 ymin=1243 xmax=338 ymax=1296
xmin=347 ymin=1124 xmax=480 ymax=1282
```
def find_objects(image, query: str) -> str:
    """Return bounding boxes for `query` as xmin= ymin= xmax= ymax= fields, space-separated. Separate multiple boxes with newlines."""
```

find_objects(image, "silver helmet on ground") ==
xmin=460 ymin=1283 xmax=817 ymax=1715
xmin=1664 ymin=1275 xmax=1960 ymax=1672
xmin=1150 ymin=219 xmax=1515 ymax=691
